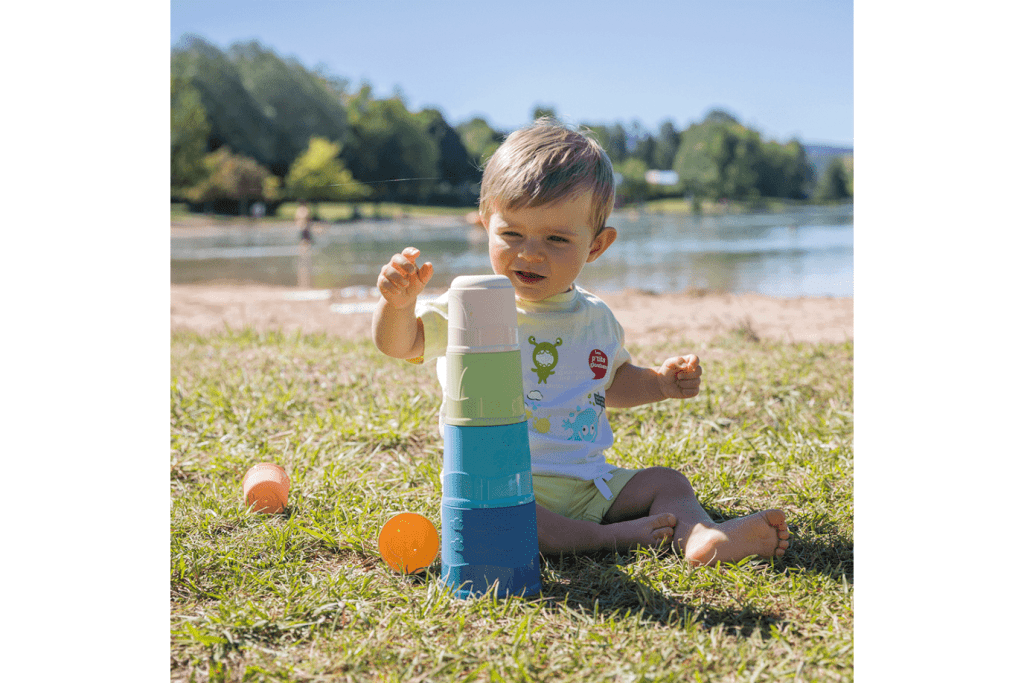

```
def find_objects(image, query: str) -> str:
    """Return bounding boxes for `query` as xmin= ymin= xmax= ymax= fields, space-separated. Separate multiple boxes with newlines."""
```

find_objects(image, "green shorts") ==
xmin=532 ymin=468 xmax=639 ymax=523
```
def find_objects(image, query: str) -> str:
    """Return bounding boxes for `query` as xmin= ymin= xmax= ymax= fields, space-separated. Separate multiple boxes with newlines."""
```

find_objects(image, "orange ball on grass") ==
xmin=378 ymin=512 xmax=440 ymax=575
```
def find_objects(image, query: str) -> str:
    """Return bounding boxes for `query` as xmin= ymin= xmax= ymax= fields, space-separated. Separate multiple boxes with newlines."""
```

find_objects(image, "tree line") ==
xmin=171 ymin=36 xmax=852 ymax=216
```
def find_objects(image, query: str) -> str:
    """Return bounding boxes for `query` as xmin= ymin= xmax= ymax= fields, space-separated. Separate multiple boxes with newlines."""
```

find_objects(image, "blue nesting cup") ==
xmin=439 ymin=501 xmax=542 ymax=598
xmin=441 ymin=422 xmax=534 ymax=509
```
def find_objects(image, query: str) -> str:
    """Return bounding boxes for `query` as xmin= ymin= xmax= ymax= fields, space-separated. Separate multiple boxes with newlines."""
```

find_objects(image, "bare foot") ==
xmin=681 ymin=509 xmax=789 ymax=566
xmin=608 ymin=512 xmax=677 ymax=551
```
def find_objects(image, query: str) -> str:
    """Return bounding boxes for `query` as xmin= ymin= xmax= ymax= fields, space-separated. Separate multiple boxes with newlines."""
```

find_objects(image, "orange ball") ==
xmin=378 ymin=512 xmax=439 ymax=575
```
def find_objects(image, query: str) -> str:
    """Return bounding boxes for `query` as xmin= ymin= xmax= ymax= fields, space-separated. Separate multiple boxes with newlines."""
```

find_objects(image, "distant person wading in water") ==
xmin=296 ymin=201 xmax=313 ymax=288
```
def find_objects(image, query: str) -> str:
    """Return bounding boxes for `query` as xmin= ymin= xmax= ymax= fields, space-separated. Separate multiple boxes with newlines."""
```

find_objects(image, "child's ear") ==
xmin=586 ymin=226 xmax=617 ymax=263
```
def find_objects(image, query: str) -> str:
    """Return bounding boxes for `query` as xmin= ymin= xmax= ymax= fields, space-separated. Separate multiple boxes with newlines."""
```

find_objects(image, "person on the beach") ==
xmin=371 ymin=119 xmax=789 ymax=564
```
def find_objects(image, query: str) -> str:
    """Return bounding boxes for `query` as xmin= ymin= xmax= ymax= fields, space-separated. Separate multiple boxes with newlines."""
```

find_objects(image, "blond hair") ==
xmin=479 ymin=118 xmax=615 ymax=233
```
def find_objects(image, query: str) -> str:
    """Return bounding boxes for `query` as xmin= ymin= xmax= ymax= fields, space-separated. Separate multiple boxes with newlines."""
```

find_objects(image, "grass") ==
xmin=170 ymin=329 xmax=853 ymax=682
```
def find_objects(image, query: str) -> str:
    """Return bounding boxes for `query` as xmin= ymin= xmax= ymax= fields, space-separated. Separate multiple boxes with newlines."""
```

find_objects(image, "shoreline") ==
xmin=171 ymin=283 xmax=852 ymax=346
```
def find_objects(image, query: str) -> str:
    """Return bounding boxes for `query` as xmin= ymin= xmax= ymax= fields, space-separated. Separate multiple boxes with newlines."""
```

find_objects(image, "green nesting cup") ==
xmin=444 ymin=351 xmax=526 ymax=426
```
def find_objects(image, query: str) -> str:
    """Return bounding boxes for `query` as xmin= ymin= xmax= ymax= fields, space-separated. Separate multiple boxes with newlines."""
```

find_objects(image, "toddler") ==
xmin=372 ymin=119 xmax=788 ymax=565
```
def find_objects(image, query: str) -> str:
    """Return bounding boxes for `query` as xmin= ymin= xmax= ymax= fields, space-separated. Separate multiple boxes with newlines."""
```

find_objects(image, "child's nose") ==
xmin=518 ymin=239 xmax=545 ymax=262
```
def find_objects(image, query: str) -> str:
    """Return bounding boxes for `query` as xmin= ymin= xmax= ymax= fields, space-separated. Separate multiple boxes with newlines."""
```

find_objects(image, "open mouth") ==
xmin=515 ymin=271 xmax=546 ymax=284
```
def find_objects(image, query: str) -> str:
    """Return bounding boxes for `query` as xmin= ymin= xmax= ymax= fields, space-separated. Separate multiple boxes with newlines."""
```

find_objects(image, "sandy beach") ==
xmin=171 ymin=283 xmax=852 ymax=346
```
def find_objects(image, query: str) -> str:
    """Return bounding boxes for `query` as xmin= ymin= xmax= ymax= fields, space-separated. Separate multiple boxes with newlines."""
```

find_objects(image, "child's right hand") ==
xmin=377 ymin=247 xmax=434 ymax=310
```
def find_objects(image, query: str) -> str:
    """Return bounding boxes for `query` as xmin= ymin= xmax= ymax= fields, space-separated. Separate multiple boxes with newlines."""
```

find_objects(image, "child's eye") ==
xmin=548 ymin=235 xmax=570 ymax=243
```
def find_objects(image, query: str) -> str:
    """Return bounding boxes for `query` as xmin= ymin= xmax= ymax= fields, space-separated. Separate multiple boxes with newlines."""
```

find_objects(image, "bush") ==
xmin=185 ymin=147 xmax=280 ymax=214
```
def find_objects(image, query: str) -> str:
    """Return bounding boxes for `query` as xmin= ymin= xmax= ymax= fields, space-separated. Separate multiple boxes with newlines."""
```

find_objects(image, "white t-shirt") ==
xmin=414 ymin=285 xmax=632 ymax=486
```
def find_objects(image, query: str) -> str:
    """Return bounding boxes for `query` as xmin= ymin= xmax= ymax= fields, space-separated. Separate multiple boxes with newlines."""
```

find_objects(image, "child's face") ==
xmin=483 ymin=192 xmax=617 ymax=302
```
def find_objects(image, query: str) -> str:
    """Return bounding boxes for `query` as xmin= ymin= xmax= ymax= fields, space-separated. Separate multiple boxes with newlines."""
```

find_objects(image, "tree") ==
xmin=418 ymin=109 xmax=479 ymax=184
xmin=652 ymin=120 xmax=681 ymax=171
xmin=628 ymin=120 xmax=655 ymax=167
xmin=814 ymin=157 xmax=853 ymax=201
xmin=756 ymin=140 xmax=812 ymax=200
xmin=185 ymin=147 xmax=280 ymax=214
xmin=586 ymin=123 xmax=628 ymax=164
xmin=457 ymin=117 xmax=504 ymax=166
xmin=343 ymin=91 xmax=439 ymax=202
xmin=605 ymin=124 xmax=628 ymax=164
xmin=674 ymin=113 xmax=805 ymax=200
xmin=171 ymin=36 xmax=351 ymax=177
xmin=286 ymin=137 xmax=370 ymax=203
xmin=228 ymin=41 xmax=349 ymax=176
xmin=673 ymin=120 xmax=721 ymax=197
xmin=171 ymin=35 xmax=274 ymax=168
xmin=702 ymin=108 xmax=740 ymax=125
xmin=171 ymin=75 xmax=211 ymax=195
xmin=532 ymin=105 xmax=559 ymax=122
xmin=418 ymin=109 xmax=481 ymax=204
xmin=614 ymin=158 xmax=650 ymax=205
xmin=709 ymin=125 xmax=761 ymax=199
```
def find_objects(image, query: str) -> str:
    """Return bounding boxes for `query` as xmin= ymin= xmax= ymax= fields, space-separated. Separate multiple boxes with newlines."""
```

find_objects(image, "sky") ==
xmin=171 ymin=0 xmax=853 ymax=147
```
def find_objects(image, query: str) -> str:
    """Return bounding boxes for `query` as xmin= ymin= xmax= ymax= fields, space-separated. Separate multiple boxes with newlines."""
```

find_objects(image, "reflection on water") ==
xmin=171 ymin=204 xmax=853 ymax=297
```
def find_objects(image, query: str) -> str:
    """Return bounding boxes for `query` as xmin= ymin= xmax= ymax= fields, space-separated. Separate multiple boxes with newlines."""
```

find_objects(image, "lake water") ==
xmin=171 ymin=203 xmax=853 ymax=298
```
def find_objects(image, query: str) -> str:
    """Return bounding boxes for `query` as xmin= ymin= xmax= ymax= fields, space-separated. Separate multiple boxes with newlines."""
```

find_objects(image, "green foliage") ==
xmin=172 ymin=37 xmax=350 ymax=177
xmin=228 ymin=42 xmax=350 ymax=176
xmin=185 ymin=147 xmax=279 ymax=208
xmin=614 ymin=158 xmax=650 ymax=205
xmin=456 ymin=117 xmax=504 ymax=166
xmin=629 ymin=120 xmax=656 ymax=168
xmin=703 ymin=108 xmax=741 ymax=125
xmin=172 ymin=36 xmax=276 ymax=169
xmin=673 ymin=120 xmax=720 ymax=196
xmin=170 ymin=35 xmax=850 ymax=211
xmin=710 ymin=124 xmax=762 ymax=200
xmin=756 ymin=140 xmax=813 ymax=200
xmin=417 ymin=109 xmax=481 ymax=204
xmin=815 ymin=157 xmax=853 ymax=201
xmin=586 ymin=123 xmax=629 ymax=164
xmin=285 ymin=137 xmax=370 ymax=202
xmin=171 ymin=75 xmax=211 ymax=194
xmin=532 ymin=105 xmax=559 ymax=122
xmin=342 ymin=87 xmax=441 ymax=202
xmin=673 ymin=111 xmax=812 ymax=201
xmin=675 ymin=114 xmax=764 ymax=200
xmin=651 ymin=120 xmax=681 ymax=171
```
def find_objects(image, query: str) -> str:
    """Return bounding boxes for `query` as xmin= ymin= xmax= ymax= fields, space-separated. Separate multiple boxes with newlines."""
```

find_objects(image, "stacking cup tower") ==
xmin=439 ymin=275 xmax=542 ymax=598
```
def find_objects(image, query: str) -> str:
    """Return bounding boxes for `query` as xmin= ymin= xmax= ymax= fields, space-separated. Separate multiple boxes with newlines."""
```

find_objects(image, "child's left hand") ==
xmin=657 ymin=354 xmax=702 ymax=400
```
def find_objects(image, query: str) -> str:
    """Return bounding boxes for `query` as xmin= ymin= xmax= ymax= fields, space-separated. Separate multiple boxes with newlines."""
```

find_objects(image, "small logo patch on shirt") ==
xmin=588 ymin=349 xmax=609 ymax=379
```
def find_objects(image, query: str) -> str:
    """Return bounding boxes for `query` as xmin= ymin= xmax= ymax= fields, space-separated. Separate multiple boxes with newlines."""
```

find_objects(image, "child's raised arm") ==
xmin=372 ymin=247 xmax=433 ymax=359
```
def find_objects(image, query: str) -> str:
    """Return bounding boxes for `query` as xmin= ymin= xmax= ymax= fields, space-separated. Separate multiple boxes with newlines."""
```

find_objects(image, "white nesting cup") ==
xmin=446 ymin=275 xmax=519 ymax=354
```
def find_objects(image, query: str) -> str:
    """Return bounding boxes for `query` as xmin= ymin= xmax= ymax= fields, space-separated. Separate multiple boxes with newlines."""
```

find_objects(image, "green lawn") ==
xmin=171 ymin=329 xmax=853 ymax=682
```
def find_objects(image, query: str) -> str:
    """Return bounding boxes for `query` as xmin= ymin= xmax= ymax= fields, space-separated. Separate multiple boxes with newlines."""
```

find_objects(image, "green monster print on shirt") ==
xmin=528 ymin=336 xmax=562 ymax=384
